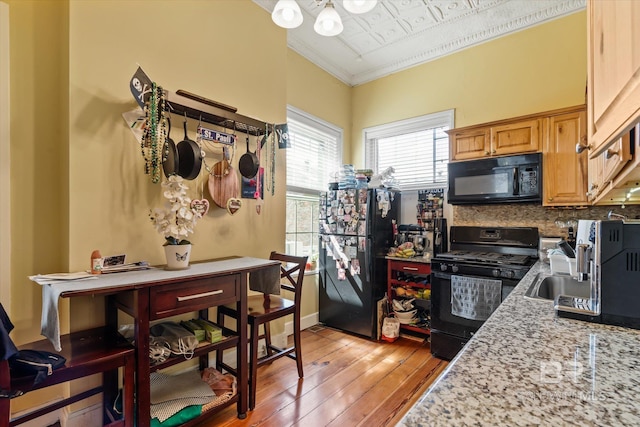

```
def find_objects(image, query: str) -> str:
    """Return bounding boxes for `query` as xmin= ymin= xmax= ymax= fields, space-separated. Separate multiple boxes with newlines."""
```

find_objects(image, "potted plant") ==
xmin=149 ymin=175 xmax=202 ymax=269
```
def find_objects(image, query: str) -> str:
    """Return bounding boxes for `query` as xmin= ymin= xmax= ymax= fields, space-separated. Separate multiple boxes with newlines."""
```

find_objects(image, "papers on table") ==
xmin=101 ymin=261 xmax=152 ymax=274
xmin=29 ymin=272 xmax=97 ymax=285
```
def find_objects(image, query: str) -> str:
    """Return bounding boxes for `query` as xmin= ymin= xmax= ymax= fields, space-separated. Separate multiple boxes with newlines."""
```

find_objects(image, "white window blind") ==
xmin=364 ymin=110 xmax=454 ymax=191
xmin=286 ymin=106 xmax=342 ymax=194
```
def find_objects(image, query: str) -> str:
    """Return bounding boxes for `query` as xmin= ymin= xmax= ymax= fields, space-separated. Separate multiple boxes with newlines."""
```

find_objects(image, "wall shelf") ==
xmin=166 ymin=90 xmax=267 ymax=135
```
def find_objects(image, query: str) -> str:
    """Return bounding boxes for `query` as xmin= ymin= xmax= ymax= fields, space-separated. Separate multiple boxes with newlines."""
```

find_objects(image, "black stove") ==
xmin=430 ymin=226 xmax=539 ymax=360
xmin=436 ymin=250 xmax=532 ymax=265
xmin=432 ymin=226 xmax=538 ymax=280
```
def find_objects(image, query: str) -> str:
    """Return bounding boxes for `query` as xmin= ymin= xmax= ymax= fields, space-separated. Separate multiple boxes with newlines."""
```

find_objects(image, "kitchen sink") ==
xmin=524 ymin=273 xmax=591 ymax=300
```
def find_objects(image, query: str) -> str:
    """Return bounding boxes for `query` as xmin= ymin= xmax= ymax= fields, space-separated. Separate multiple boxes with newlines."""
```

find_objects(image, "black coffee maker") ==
xmin=556 ymin=220 xmax=640 ymax=330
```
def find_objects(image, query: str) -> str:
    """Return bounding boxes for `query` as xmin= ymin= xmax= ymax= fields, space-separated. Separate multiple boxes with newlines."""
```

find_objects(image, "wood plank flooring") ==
xmin=198 ymin=326 xmax=448 ymax=427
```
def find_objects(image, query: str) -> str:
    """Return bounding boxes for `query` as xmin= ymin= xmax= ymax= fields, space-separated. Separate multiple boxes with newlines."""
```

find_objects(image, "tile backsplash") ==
xmin=453 ymin=204 xmax=640 ymax=237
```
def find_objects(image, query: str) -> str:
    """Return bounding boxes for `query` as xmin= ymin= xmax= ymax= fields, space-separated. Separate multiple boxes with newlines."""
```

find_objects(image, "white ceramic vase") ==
xmin=164 ymin=244 xmax=191 ymax=270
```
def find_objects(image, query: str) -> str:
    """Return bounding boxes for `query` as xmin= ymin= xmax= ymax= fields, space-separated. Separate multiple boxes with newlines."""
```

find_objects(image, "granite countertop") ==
xmin=398 ymin=261 xmax=640 ymax=426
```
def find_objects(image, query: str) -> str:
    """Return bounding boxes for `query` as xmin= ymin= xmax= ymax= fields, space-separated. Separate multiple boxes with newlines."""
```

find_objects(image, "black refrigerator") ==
xmin=318 ymin=187 xmax=400 ymax=339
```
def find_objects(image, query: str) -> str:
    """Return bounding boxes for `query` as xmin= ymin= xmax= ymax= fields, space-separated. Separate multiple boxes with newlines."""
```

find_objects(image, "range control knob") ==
xmin=492 ymin=269 xmax=500 ymax=277
xmin=451 ymin=265 xmax=459 ymax=273
xmin=440 ymin=263 xmax=448 ymax=272
xmin=504 ymin=270 xmax=515 ymax=279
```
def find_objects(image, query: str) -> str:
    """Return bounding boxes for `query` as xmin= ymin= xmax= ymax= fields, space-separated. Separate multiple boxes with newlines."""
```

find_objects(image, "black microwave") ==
xmin=447 ymin=153 xmax=542 ymax=205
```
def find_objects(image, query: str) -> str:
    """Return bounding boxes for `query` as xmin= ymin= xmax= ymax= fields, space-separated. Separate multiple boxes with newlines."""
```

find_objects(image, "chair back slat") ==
xmin=269 ymin=251 xmax=308 ymax=306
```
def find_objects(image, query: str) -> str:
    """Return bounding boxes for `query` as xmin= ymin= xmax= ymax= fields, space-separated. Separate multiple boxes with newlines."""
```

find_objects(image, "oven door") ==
xmin=431 ymin=270 xmax=518 ymax=339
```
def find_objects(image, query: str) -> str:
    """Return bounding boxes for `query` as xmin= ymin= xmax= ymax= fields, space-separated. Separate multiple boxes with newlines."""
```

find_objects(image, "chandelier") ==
xmin=271 ymin=0 xmax=378 ymax=37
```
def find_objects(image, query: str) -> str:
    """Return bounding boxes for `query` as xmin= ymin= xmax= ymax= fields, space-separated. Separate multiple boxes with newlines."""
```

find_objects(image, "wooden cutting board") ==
xmin=208 ymin=161 xmax=239 ymax=209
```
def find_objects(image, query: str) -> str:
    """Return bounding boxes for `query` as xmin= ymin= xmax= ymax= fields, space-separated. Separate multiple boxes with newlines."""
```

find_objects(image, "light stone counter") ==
xmin=398 ymin=261 xmax=640 ymax=426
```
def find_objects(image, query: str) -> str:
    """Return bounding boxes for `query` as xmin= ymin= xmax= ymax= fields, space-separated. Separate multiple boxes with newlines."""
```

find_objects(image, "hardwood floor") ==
xmin=198 ymin=325 xmax=448 ymax=427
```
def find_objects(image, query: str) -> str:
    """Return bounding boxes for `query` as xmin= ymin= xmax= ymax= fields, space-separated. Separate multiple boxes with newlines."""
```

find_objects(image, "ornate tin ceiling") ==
xmin=254 ymin=0 xmax=586 ymax=86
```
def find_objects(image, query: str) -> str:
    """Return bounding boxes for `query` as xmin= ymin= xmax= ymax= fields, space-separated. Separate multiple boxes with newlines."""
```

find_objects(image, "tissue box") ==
xmin=549 ymin=254 xmax=576 ymax=276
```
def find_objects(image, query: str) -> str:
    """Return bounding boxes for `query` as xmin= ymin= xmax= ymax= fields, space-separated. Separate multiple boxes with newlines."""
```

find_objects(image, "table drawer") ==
xmin=150 ymin=275 xmax=240 ymax=319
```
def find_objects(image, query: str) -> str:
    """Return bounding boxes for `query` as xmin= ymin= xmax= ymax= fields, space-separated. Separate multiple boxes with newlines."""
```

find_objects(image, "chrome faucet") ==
xmin=607 ymin=210 xmax=627 ymax=221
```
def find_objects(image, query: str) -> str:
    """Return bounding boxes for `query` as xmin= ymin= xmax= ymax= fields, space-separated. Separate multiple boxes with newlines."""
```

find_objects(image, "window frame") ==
xmin=285 ymin=106 xmax=342 ymax=261
xmin=363 ymin=109 xmax=454 ymax=191
xmin=286 ymin=105 xmax=343 ymax=196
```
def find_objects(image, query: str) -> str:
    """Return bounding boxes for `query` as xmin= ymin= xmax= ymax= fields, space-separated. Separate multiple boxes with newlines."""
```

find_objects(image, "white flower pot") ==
xmin=164 ymin=244 xmax=191 ymax=270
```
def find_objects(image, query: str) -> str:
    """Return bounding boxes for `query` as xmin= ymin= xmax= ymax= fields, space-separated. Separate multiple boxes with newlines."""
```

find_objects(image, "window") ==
xmin=286 ymin=106 xmax=342 ymax=260
xmin=364 ymin=110 xmax=454 ymax=191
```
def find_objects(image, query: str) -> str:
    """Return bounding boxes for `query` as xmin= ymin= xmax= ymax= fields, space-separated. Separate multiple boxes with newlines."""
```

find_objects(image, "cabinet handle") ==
xmin=548 ymin=197 xmax=553 ymax=202
xmin=177 ymin=290 xmax=223 ymax=302
xmin=605 ymin=148 xmax=618 ymax=159
xmin=575 ymin=137 xmax=590 ymax=154
xmin=402 ymin=267 xmax=419 ymax=271
xmin=484 ymin=151 xmax=490 ymax=155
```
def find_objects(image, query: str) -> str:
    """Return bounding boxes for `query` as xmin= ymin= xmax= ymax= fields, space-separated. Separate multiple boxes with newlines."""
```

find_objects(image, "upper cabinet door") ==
xmin=543 ymin=110 xmax=588 ymax=206
xmin=588 ymin=0 xmax=640 ymax=155
xmin=491 ymin=119 xmax=541 ymax=157
xmin=449 ymin=128 xmax=491 ymax=161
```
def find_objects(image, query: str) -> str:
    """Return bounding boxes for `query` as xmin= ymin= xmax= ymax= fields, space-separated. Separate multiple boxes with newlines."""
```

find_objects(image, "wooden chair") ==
xmin=0 ymin=327 xmax=135 ymax=427
xmin=217 ymin=251 xmax=308 ymax=410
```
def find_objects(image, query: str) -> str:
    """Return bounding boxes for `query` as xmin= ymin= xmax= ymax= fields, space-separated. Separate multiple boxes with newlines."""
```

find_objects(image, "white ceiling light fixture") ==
xmin=342 ymin=0 xmax=377 ymax=14
xmin=314 ymin=0 xmax=344 ymax=37
xmin=272 ymin=0 xmax=304 ymax=29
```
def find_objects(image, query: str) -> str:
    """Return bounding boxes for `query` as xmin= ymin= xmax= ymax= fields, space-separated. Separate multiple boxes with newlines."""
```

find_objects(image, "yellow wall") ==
xmin=6 ymin=0 xmax=69 ymax=338
xmin=64 ymin=0 xmax=289 ymax=331
xmin=287 ymin=50 xmax=352 ymax=162
xmin=4 ymin=0 xmax=69 ymax=413
xmin=350 ymin=11 xmax=587 ymax=166
xmin=4 ymin=0 xmax=350 ymax=416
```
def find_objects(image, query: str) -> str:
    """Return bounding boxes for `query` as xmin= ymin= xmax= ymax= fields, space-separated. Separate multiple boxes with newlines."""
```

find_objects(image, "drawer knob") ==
xmin=605 ymin=148 xmax=619 ymax=159
xmin=177 ymin=290 xmax=223 ymax=302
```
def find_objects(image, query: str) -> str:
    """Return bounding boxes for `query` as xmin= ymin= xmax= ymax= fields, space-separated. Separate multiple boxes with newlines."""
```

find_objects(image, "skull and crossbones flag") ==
xmin=129 ymin=66 xmax=153 ymax=108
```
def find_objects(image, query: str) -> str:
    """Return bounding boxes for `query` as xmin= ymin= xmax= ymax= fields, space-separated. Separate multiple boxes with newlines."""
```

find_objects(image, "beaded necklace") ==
xmin=262 ymin=124 xmax=276 ymax=196
xmin=140 ymin=83 xmax=167 ymax=183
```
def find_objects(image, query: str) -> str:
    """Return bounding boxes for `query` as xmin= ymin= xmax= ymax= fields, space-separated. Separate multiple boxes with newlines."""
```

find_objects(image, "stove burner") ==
xmin=436 ymin=250 xmax=531 ymax=266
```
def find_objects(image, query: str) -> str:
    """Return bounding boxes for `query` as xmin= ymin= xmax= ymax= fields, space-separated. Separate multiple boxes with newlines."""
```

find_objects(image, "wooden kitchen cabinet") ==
xmin=585 ymin=133 xmax=631 ymax=204
xmin=491 ymin=119 xmax=541 ymax=157
xmin=587 ymin=0 xmax=640 ymax=156
xmin=449 ymin=127 xmax=490 ymax=160
xmin=449 ymin=115 xmax=541 ymax=161
xmin=590 ymin=124 xmax=640 ymax=205
xmin=600 ymin=133 xmax=632 ymax=184
xmin=543 ymin=107 xmax=589 ymax=206
xmin=450 ymin=105 xmax=592 ymax=207
xmin=587 ymin=148 xmax=606 ymax=202
xmin=386 ymin=258 xmax=431 ymax=337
